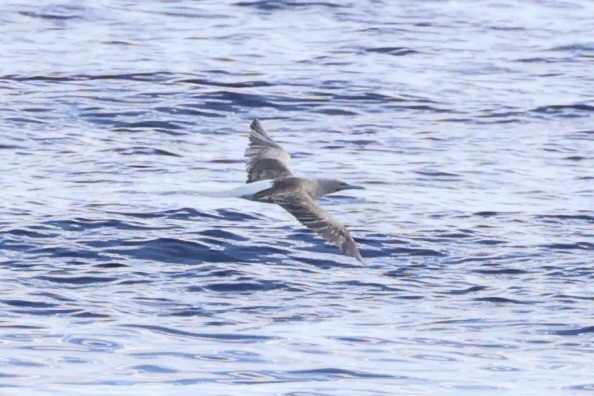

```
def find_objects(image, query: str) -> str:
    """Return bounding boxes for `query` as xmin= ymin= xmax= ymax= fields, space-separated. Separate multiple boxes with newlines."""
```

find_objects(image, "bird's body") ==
xmin=210 ymin=119 xmax=364 ymax=261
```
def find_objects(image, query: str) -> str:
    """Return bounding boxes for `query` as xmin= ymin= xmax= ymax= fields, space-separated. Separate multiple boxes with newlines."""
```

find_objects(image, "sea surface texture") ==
xmin=1 ymin=1 xmax=593 ymax=395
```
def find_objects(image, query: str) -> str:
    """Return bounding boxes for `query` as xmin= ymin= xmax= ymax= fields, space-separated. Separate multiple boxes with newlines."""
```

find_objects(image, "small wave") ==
xmin=122 ymin=324 xmax=277 ymax=342
xmin=106 ymin=208 xmax=218 ymax=220
xmin=2 ymin=300 xmax=58 ymax=308
xmin=474 ymin=297 xmax=531 ymax=304
xmin=177 ymin=78 xmax=272 ymax=88
xmin=34 ymin=275 xmax=118 ymax=284
xmin=532 ymin=104 xmax=594 ymax=117
xmin=445 ymin=286 xmax=488 ymax=295
xmin=234 ymin=1 xmax=345 ymax=11
xmin=114 ymin=238 xmax=228 ymax=264
xmin=473 ymin=268 xmax=528 ymax=275
xmin=366 ymin=47 xmax=419 ymax=56
xmin=541 ymin=242 xmax=593 ymax=251
xmin=108 ymin=147 xmax=181 ymax=157
xmin=112 ymin=120 xmax=187 ymax=134
xmin=200 ymin=280 xmax=296 ymax=293
xmin=536 ymin=214 xmax=594 ymax=223
xmin=554 ymin=326 xmax=594 ymax=336
xmin=132 ymin=365 xmax=178 ymax=374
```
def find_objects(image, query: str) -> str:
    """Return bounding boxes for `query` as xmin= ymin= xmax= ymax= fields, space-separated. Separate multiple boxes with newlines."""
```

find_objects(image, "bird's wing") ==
xmin=276 ymin=192 xmax=363 ymax=262
xmin=245 ymin=119 xmax=293 ymax=183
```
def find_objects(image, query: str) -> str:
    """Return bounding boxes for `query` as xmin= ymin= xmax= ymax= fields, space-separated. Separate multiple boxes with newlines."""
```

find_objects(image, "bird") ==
xmin=207 ymin=119 xmax=365 ymax=261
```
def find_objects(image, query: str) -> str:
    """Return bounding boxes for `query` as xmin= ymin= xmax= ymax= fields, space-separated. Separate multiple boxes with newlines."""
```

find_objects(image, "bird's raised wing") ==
xmin=245 ymin=119 xmax=292 ymax=183
xmin=276 ymin=192 xmax=363 ymax=262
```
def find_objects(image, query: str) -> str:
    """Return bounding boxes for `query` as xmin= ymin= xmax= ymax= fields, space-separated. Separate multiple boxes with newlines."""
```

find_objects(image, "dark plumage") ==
xmin=242 ymin=119 xmax=364 ymax=262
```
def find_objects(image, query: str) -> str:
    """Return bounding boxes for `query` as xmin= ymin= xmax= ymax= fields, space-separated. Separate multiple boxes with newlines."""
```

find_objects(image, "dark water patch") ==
xmin=73 ymin=311 xmax=111 ymax=318
xmin=536 ymin=214 xmax=594 ymax=223
xmin=445 ymin=285 xmax=488 ymax=295
xmin=211 ymin=367 xmax=397 ymax=385
xmin=201 ymin=280 xmax=296 ymax=293
xmin=366 ymin=47 xmax=419 ymax=56
xmin=155 ymin=106 xmax=224 ymax=118
xmin=94 ymin=262 xmax=128 ymax=269
xmin=223 ymin=244 xmax=289 ymax=262
xmin=204 ymin=91 xmax=275 ymax=109
xmin=4 ymin=359 xmax=44 ymax=368
xmin=12 ymin=308 xmax=81 ymax=316
xmin=19 ymin=11 xmax=82 ymax=21
xmin=516 ymin=57 xmax=567 ymax=63
xmin=476 ymin=239 xmax=507 ymax=246
xmin=337 ymin=280 xmax=403 ymax=293
xmin=473 ymin=268 xmax=529 ymax=275
xmin=0 ymin=240 xmax=36 ymax=252
xmin=45 ymin=218 xmax=152 ymax=231
xmin=0 ymin=144 xmax=24 ymax=150
xmin=3 ymin=72 xmax=174 ymax=83
xmin=25 ymin=294 xmax=74 ymax=304
xmin=122 ymin=324 xmax=276 ymax=342
xmin=289 ymin=256 xmax=356 ymax=269
xmin=80 ymin=72 xmax=174 ymax=82
xmin=282 ymin=368 xmax=396 ymax=380
xmin=532 ymin=104 xmax=594 ymax=117
xmin=234 ymin=1 xmax=345 ymax=11
xmin=171 ymin=264 xmax=244 ymax=278
xmin=566 ymin=384 xmax=594 ymax=391
xmin=312 ymin=107 xmax=359 ymax=116
xmin=388 ymin=104 xmax=453 ymax=113
xmin=2 ymin=300 xmax=58 ymax=309
xmin=415 ymin=170 xmax=460 ymax=178
xmin=167 ymin=307 xmax=210 ymax=317
xmin=473 ymin=211 xmax=503 ymax=217
xmin=209 ymin=158 xmax=244 ymax=164
xmin=564 ymin=155 xmax=587 ymax=161
xmin=554 ymin=326 xmax=594 ymax=336
xmin=107 ymin=208 xmax=218 ymax=220
xmin=541 ymin=242 xmax=593 ymax=251
xmin=331 ymin=336 xmax=393 ymax=345
xmin=385 ymin=247 xmax=445 ymax=257
xmin=383 ymin=267 xmax=413 ymax=278
xmin=216 ymin=209 xmax=261 ymax=221
xmin=3 ymin=228 xmax=56 ymax=238
xmin=197 ymin=229 xmax=249 ymax=242
xmin=110 ymin=147 xmax=181 ymax=157
xmin=114 ymin=238 xmax=227 ymax=264
xmin=474 ymin=297 xmax=531 ymax=304
xmin=112 ymin=120 xmax=186 ymax=133
xmin=549 ymin=43 xmax=594 ymax=53
xmin=31 ymin=246 xmax=109 ymax=260
xmin=178 ymin=78 xmax=272 ymax=88
xmin=5 ymin=117 xmax=47 ymax=125
xmin=132 ymin=365 xmax=178 ymax=374
xmin=34 ymin=275 xmax=118 ymax=284
xmin=329 ymin=92 xmax=408 ymax=104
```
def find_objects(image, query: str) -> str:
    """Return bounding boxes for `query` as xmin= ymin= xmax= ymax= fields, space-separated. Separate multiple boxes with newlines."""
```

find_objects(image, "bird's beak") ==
xmin=342 ymin=184 xmax=365 ymax=190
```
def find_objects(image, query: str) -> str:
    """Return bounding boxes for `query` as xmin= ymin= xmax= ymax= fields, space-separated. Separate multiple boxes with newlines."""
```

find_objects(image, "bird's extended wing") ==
xmin=277 ymin=193 xmax=363 ymax=262
xmin=245 ymin=119 xmax=292 ymax=183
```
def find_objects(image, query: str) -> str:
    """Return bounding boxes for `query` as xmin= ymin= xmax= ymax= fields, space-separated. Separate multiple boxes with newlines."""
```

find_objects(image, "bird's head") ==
xmin=316 ymin=178 xmax=365 ymax=197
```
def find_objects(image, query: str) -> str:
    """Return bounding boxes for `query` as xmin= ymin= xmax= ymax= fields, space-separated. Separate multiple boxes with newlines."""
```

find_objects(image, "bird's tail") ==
xmin=196 ymin=189 xmax=237 ymax=198
xmin=198 ymin=180 xmax=273 ymax=199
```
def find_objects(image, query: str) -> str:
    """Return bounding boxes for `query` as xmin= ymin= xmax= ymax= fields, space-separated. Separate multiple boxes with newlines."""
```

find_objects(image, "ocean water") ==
xmin=1 ymin=0 xmax=593 ymax=394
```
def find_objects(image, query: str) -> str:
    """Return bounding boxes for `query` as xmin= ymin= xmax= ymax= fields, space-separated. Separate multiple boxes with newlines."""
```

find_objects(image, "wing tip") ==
xmin=250 ymin=118 xmax=264 ymax=133
xmin=350 ymin=247 xmax=365 ymax=263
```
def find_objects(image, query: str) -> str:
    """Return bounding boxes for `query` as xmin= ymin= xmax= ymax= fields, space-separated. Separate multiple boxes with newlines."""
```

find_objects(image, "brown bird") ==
xmin=207 ymin=119 xmax=364 ymax=261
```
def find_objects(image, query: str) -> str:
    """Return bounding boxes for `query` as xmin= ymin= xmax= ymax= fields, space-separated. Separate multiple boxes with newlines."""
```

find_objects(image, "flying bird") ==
xmin=209 ymin=119 xmax=364 ymax=261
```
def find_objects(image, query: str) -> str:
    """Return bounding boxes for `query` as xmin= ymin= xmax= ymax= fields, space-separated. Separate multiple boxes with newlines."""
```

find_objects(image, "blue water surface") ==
xmin=1 ymin=0 xmax=593 ymax=395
